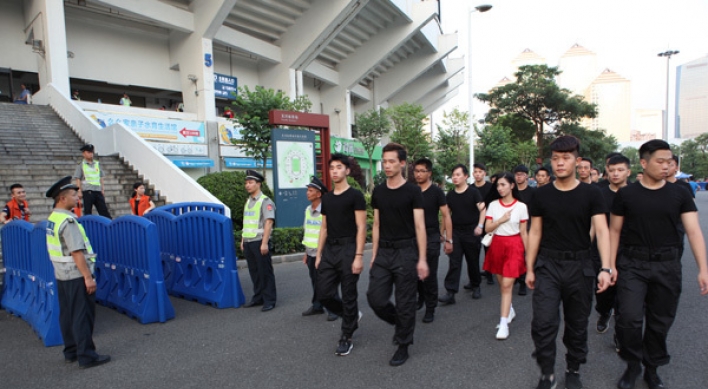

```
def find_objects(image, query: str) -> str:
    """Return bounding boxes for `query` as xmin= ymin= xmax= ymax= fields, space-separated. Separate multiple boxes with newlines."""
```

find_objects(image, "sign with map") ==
xmin=271 ymin=129 xmax=316 ymax=228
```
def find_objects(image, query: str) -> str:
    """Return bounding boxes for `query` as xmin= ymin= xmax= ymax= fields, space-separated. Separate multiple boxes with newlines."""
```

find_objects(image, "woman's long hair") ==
xmin=131 ymin=182 xmax=143 ymax=198
xmin=485 ymin=172 xmax=520 ymax=204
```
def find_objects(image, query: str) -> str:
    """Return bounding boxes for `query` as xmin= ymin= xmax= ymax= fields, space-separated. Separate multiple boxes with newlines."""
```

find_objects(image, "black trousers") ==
xmin=531 ymin=254 xmax=595 ymax=374
xmin=592 ymin=254 xmax=616 ymax=316
xmin=615 ymin=254 xmax=682 ymax=368
xmin=316 ymin=242 xmax=358 ymax=337
xmin=307 ymin=255 xmax=341 ymax=311
xmin=367 ymin=244 xmax=418 ymax=345
xmin=444 ymin=228 xmax=482 ymax=293
xmin=417 ymin=236 xmax=440 ymax=309
xmin=57 ymin=278 xmax=100 ymax=365
xmin=82 ymin=190 xmax=112 ymax=219
xmin=243 ymin=240 xmax=277 ymax=306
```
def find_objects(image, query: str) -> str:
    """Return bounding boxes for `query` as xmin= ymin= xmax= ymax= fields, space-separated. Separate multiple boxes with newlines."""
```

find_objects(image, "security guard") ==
xmin=45 ymin=176 xmax=110 ymax=369
xmin=73 ymin=144 xmax=112 ymax=219
xmin=241 ymin=170 xmax=277 ymax=311
xmin=301 ymin=176 xmax=338 ymax=321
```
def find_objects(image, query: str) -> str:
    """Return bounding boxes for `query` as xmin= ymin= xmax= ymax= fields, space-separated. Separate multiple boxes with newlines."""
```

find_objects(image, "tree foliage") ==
xmin=673 ymin=133 xmax=708 ymax=179
xmin=476 ymin=64 xmax=597 ymax=160
xmin=354 ymin=108 xmax=391 ymax=192
xmin=389 ymin=103 xmax=432 ymax=171
xmin=475 ymin=124 xmax=537 ymax=173
xmin=547 ymin=123 xmax=619 ymax=168
xmin=496 ymin=113 xmax=536 ymax=143
xmin=231 ymin=86 xmax=312 ymax=177
xmin=434 ymin=108 xmax=469 ymax=177
xmin=197 ymin=171 xmax=274 ymax=227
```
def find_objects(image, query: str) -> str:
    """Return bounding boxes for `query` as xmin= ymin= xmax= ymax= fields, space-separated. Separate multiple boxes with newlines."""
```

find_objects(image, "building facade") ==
xmin=675 ymin=55 xmax=708 ymax=139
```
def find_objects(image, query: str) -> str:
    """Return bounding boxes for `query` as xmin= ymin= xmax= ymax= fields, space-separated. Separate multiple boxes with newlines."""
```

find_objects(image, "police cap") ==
xmin=245 ymin=170 xmax=264 ymax=183
xmin=305 ymin=176 xmax=328 ymax=194
xmin=46 ymin=176 xmax=79 ymax=199
xmin=80 ymin=144 xmax=95 ymax=152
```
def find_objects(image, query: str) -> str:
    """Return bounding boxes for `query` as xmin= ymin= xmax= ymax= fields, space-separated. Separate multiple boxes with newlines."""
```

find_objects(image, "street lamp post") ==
xmin=468 ymin=4 xmax=492 ymax=170
xmin=658 ymin=50 xmax=679 ymax=141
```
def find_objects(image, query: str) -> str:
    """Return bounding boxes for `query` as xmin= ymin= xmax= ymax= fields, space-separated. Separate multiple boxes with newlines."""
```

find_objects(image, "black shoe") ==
xmin=261 ymin=304 xmax=275 ymax=312
xmin=643 ymin=367 xmax=665 ymax=389
xmin=243 ymin=300 xmax=263 ymax=308
xmin=596 ymin=311 xmax=612 ymax=333
xmin=302 ymin=306 xmax=325 ymax=316
xmin=472 ymin=287 xmax=481 ymax=300
xmin=536 ymin=374 xmax=557 ymax=389
xmin=518 ymin=283 xmax=528 ymax=296
xmin=327 ymin=312 xmax=339 ymax=321
xmin=565 ymin=369 xmax=583 ymax=389
xmin=417 ymin=298 xmax=425 ymax=310
xmin=335 ymin=335 xmax=353 ymax=356
xmin=389 ymin=345 xmax=409 ymax=366
xmin=79 ymin=355 xmax=111 ymax=369
xmin=617 ymin=362 xmax=642 ymax=389
xmin=614 ymin=333 xmax=621 ymax=353
xmin=438 ymin=292 xmax=456 ymax=305
xmin=486 ymin=274 xmax=495 ymax=285
xmin=422 ymin=309 xmax=435 ymax=323
xmin=463 ymin=283 xmax=473 ymax=290
xmin=64 ymin=356 xmax=77 ymax=364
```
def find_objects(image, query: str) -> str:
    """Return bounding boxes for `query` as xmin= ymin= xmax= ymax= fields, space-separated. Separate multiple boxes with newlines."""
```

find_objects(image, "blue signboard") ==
xmin=224 ymin=157 xmax=273 ymax=169
xmin=167 ymin=157 xmax=214 ymax=168
xmin=214 ymin=73 xmax=237 ymax=100
xmin=271 ymin=129 xmax=316 ymax=228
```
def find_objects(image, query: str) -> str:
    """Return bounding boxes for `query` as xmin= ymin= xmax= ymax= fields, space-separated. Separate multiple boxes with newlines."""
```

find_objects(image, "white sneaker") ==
xmin=496 ymin=325 xmax=509 ymax=340
xmin=358 ymin=311 xmax=363 ymax=323
xmin=508 ymin=307 xmax=516 ymax=324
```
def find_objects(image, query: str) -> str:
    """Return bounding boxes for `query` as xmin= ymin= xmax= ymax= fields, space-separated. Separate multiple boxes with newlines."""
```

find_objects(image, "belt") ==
xmin=326 ymin=236 xmax=356 ymax=245
xmin=379 ymin=239 xmax=415 ymax=249
xmin=454 ymin=224 xmax=477 ymax=231
xmin=426 ymin=227 xmax=439 ymax=235
xmin=622 ymin=246 xmax=679 ymax=262
xmin=539 ymin=248 xmax=592 ymax=261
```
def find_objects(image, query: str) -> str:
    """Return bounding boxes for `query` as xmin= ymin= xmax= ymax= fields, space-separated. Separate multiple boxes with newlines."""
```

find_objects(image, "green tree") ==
xmin=389 ymin=103 xmax=432 ymax=167
xmin=477 ymin=64 xmax=597 ymax=160
xmin=474 ymin=124 xmax=517 ymax=172
xmin=434 ymin=108 xmax=469 ymax=177
xmin=496 ymin=113 xmax=536 ymax=143
xmin=549 ymin=123 xmax=619 ymax=167
xmin=674 ymin=134 xmax=708 ymax=179
xmin=354 ymin=108 xmax=391 ymax=192
xmin=231 ymin=86 xmax=312 ymax=177
xmin=619 ymin=146 xmax=643 ymax=179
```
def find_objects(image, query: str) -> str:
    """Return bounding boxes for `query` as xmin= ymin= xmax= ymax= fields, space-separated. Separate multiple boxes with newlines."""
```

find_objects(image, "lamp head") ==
xmin=474 ymin=4 xmax=493 ymax=12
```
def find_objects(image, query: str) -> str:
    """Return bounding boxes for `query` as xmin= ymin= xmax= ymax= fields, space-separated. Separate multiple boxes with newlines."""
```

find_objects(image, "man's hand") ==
xmin=596 ymin=272 xmax=611 ymax=293
xmin=302 ymin=254 xmax=307 ymax=265
xmin=474 ymin=226 xmax=483 ymax=236
xmin=84 ymin=276 xmax=96 ymax=294
xmin=417 ymin=259 xmax=429 ymax=280
xmin=315 ymin=256 xmax=321 ymax=270
xmin=352 ymin=256 xmax=363 ymax=275
xmin=610 ymin=268 xmax=618 ymax=286
xmin=525 ymin=270 xmax=536 ymax=290
xmin=698 ymin=271 xmax=708 ymax=295
xmin=443 ymin=241 xmax=453 ymax=254
xmin=260 ymin=243 xmax=269 ymax=255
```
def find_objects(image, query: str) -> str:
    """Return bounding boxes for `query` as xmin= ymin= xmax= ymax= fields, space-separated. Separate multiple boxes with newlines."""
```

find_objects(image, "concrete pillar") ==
xmin=24 ymin=0 xmax=70 ymax=99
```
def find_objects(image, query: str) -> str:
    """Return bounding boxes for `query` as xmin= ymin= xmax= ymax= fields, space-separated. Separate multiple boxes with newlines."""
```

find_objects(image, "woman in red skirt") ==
xmin=483 ymin=172 xmax=528 ymax=340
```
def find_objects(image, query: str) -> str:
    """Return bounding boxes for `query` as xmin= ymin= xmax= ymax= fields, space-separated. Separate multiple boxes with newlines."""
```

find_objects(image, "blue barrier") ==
xmin=154 ymin=202 xmax=225 ymax=216
xmin=167 ymin=212 xmax=245 ymax=308
xmin=1 ymin=221 xmax=35 ymax=318
xmin=80 ymin=215 xmax=175 ymax=324
xmin=144 ymin=210 xmax=177 ymax=291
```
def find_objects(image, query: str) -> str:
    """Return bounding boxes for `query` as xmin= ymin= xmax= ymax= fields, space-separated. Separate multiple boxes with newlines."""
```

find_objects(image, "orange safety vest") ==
xmin=5 ymin=198 xmax=29 ymax=221
xmin=129 ymin=195 xmax=152 ymax=216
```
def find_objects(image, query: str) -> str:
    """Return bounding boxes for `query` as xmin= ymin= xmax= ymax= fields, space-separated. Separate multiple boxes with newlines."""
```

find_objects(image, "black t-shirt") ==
xmin=421 ymin=184 xmax=447 ymax=230
xmin=474 ymin=182 xmax=493 ymax=201
xmin=372 ymin=181 xmax=423 ymax=241
xmin=671 ymin=179 xmax=694 ymax=198
xmin=597 ymin=180 xmax=610 ymax=189
xmin=530 ymin=182 xmax=606 ymax=251
xmin=517 ymin=186 xmax=536 ymax=208
xmin=611 ymin=181 xmax=696 ymax=249
xmin=321 ymin=186 xmax=367 ymax=238
xmin=446 ymin=185 xmax=483 ymax=227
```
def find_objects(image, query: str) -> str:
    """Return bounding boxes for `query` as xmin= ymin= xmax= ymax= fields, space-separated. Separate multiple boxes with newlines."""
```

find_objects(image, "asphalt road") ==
xmin=2 ymin=193 xmax=708 ymax=389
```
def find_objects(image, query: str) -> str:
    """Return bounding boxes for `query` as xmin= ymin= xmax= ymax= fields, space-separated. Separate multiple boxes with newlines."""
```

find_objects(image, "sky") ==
xmin=436 ymin=0 xmax=708 ymax=138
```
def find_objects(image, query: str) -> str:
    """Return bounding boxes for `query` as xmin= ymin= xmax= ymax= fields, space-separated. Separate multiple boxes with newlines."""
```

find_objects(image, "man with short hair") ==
xmin=472 ymin=163 xmax=493 ymax=200
xmin=535 ymin=167 xmax=551 ymax=187
xmin=73 ymin=144 xmax=111 ymax=219
xmin=316 ymin=154 xmax=367 ymax=356
xmin=597 ymin=152 xmax=623 ymax=188
xmin=526 ymin=136 xmax=612 ymax=389
xmin=413 ymin=157 xmax=453 ymax=323
xmin=611 ymin=140 xmax=708 ymax=389
xmin=367 ymin=143 xmax=428 ymax=366
xmin=514 ymin=164 xmax=536 ymax=296
xmin=577 ymin=157 xmax=593 ymax=184
xmin=301 ymin=176 xmax=338 ymax=321
xmin=45 ymin=176 xmax=110 ymax=369
xmin=666 ymin=155 xmax=694 ymax=198
xmin=635 ymin=172 xmax=643 ymax=182
xmin=241 ymin=170 xmax=277 ymax=311
xmin=440 ymin=164 xmax=486 ymax=303
xmin=1 ymin=184 xmax=31 ymax=224
xmin=590 ymin=167 xmax=601 ymax=183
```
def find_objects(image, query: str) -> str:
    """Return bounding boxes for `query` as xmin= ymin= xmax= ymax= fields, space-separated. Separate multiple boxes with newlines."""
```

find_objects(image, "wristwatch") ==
xmin=599 ymin=268 xmax=612 ymax=275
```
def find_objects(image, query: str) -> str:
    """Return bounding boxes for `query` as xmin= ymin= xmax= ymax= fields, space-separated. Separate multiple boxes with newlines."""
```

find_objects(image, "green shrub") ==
xmin=347 ymin=176 xmax=362 ymax=192
xmin=234 ymin=227 xmax=305 ymax=258
xmin=197 ymin=171 xmax=274 ymax=227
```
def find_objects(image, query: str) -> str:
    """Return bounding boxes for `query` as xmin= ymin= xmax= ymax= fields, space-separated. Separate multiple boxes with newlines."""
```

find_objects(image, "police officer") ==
xmin=241 ymin=170 xmax=277 ymax=311
xmin=301 ymin=176 xmax=338 ymax=321
xmin=73 ymin=144 xmax=111 ymax=219
xmin=45 ymin=176 xmax=110 ymax=369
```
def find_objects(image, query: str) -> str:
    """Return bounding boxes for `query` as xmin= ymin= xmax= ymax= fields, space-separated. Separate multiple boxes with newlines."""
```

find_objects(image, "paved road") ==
xmin=2 ymin=194 xmax=708 ymax=389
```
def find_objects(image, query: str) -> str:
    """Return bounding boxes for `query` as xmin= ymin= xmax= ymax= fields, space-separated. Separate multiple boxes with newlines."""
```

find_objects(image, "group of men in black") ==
xmin=238 ymin=136 xmax=707 ymax=389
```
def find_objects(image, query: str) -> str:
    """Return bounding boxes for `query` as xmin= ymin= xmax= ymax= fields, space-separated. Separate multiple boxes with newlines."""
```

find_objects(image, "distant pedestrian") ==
xmin=14 ymin=84 xmax=30 ymax=104
xmin=71 ymin=90 xmax=81 ymax=101
xmin=129 ymin=182 xmax=155 ymax=216
xmin=119 ymin=93 xmax=132 ymax=106
xmin=73 ymin=144 xmax=112 ymax=219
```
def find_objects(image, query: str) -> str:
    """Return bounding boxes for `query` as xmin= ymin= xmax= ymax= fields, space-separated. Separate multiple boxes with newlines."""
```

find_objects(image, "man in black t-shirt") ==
xmin=526 ymin=136 xmax=612 ymax=389
xmin=610 ymin=140 xmax=708 ymax=389
xmin=514 ymin=164 xmax=536 ymax=296
xmin=413 ymin=158 xmax=453 ymax=324
xmin=440 ymin=164 xmax=486 ymax=303
xmin=577 ymin=157 xmax=593 ymax=184
xmin=596 ymin=152 xmax=622 ymax=189
xmin=367 ymin=143 xmax=428 ymax=367
xmin=666 ymin=154 xmax=694 ymax=198
xmin=316 ymin=153 xmax=367 ymax=357
xmin=473 ymin=162 xmax=495 ymax=286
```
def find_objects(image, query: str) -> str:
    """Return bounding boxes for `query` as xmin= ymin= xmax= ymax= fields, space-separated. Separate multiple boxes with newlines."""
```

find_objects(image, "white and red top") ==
xmin=486 ymin=198 xmax=528 ymax=236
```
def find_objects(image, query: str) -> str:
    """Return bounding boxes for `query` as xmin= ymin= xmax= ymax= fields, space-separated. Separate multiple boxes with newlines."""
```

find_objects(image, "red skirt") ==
xmin=483 ymin=234 xmax=526 ymax=278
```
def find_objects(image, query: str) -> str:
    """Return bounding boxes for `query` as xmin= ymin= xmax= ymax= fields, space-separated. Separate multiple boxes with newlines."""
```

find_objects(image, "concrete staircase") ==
xmin=0 ymin=103 xmax=165 ymax=271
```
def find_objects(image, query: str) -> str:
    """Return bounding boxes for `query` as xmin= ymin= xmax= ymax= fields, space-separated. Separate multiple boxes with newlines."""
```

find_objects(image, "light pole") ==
xmin=658 ymin=50 xmax=679 ymax=141
xmin=468 ymin=4 xmax=492 ymax=170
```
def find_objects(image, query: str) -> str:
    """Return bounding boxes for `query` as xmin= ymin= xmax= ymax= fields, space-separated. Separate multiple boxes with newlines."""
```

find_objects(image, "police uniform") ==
xmin=242 ymin=170 xmax=277 ymax=310
xmin=72 ymin=144 xmax=111 ymax=219
xmin=45 ymin=176 xmax=110 ymax=368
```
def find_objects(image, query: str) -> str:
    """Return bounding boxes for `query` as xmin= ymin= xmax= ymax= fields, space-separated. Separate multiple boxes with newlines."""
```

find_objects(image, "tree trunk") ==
xmin=536 ymin=121 xmax=544 ymax=160
xmin=368 ymin=155 xmax=375 ymax=193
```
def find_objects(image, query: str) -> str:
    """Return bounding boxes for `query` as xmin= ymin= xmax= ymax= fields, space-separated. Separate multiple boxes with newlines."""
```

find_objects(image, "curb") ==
xmin=235 ymin=243 xmax=373 ymax=269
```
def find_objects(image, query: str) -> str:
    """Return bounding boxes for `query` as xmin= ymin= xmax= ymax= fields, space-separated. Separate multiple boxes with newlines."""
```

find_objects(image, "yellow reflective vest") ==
xmin=46 ymin=212 xmax=95 ymax=263
xmin=301 ymin=206 xmax=322 ymax=249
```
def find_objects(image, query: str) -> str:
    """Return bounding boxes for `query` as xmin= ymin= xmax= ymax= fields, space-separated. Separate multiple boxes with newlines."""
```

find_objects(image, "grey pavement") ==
xmin=2 ymin=194 xmax=708 ymax=389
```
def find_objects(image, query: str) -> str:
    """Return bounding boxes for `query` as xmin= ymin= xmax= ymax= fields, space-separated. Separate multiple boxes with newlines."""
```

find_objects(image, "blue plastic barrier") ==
xmin=144 ymin=210 xmax=177 ymax=291
xmin=80 ymin=215 xmax=175 ymax=324
xmin=154 ymin=202 xmax=225 ymax=216
xmin=167 ymin=212 xmax=245 ymax=308
xmin=1 ymin=221 xmax=35 ymax=318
